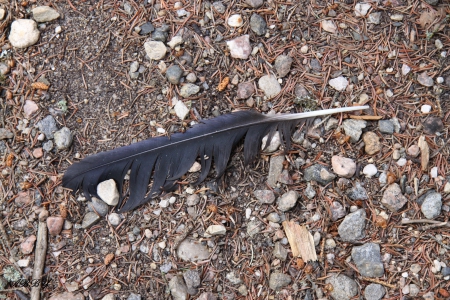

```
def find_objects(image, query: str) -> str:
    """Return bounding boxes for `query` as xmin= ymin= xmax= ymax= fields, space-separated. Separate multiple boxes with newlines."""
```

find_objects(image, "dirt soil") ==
xmin=1 ymin=0 xmax=450 ymax=299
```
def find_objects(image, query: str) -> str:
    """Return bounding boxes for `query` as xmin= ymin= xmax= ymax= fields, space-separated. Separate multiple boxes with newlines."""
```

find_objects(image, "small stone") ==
xmin=177 ymin=239 xmax=210 ymax=262
xmin=236 ymin=82 xmax=255 ymax=99
xmin=88 ymin=198 xmax=109 ymax=217
xmin=245 ymin=0 xmax=263 ymax=8
xmin=304 ymin=164 xmax=335 ymax=185
xmin=444 ymin=182 xmax=450 ymax=194
xmin=397 ymin=158 xmax=407 ymax=166
xmin=24 ymin=100 xmax=39 ymax=118
xmin=331 ymin=156 xmax=356 ymax=178
xmin=15 ymin=192 xmax=31 ymax=207
xmin=9 ymin=19 xmax=40 ymax=48
xmin=227 ymin=14 xmax=243 ymax=27
xmin=364 ymin=284 xmax=386 ymax=300
xmin=254 ymin=190 xmax=275 ymax=204
xmin=186 ymin=73 xmax=196 ymax=83
xmin=226 ymin=272 xmax=242 ymax=285
xmin=390 ymin=14 xmax=404 ymax=21
xmin=421 ymin=104 xmax=432 ymax=113
xmin=354 ymin=3 xmax=371 ymax=17
xmin=435 ymin=39 xmax=443 ymax=49
xmin=321 ymin=20 xmax=337 ymax=33
xmin=381 ymin=183 xmax=408 ymax=212
xmin=43 ymin=140 xmax=53 ymax=152
xmin=32 ymin=6 xmax=60 ymax=22
xmin=363 ymin=164 xmax=377 ymax=178
xmin=363 ymin=131 xmax=381 ymax=155
xmin=166 ymin=65 xmax=183 ymax=84
xmin=152 ymin=29 xmax=168 ymax=42
xmin=108 ymin=213 xmax=121 ymax=226
xmin=144 ymin=41 xmax=167 ymax=60
xmin=343 ymin=119 xmax=367 ymax=143
xmin=338 ymin=209 xmax=366 ymax=241
xmin=368 ymin=12 xmax=381 ymax=24
xmin=325 ymin=274 xmax=358 ymax=300
xmin=347 ymin=182 xmax=368 ymax=200
xmin=410 ymin=263 xmax=421 ymax=274
xmin=329 ymin=76 xmax=348 ymax=91
xmin=65 ymin=282 xmax=79 ymax=293
xmin=97 ymin=179 xmax=119 ymax=206
xmin=277 ymin=191 xmax=298 ymax=212
xmin=212 ymin=1 xmax=226 ymax=13
xmin=249 ymin=14 xmax=267 ymax=37
xmin=352 ymin=243 xmax=384 ymax=277
xmin=21 ymin=235 xmax=37 ymax=254
xmin=47 ymin=216 xmax=64 ymax=236
xmin=300 ymin=45 xmax=308 ymax=53
xmin=261 ymin=131 xmax=281 ymax=153
xmin=180 ymin=83 xmax=200 ymax=98
xmin=423 ymin=116 xmax=444 ymax=134
xmin=0 ymin=8 xmax=5 ymax=21
xmin=273 ymin=242 xmax=288 ymax=261
xmin=430 ymin=166 xmax=438 ymax=178
xmin=0 ymin=63 xmax=10 ymax=76
xmin=258 ymin=75 xmax=281 ymax=98
xmin=205 ymin=224 xmax=226 ymax=236
xmin=169 ymin=276 xmax=188 ymax=300
xmin=421 ymin=192 xmax=442 ymax=219
xmin=330 ymin=201 xmax=346 ymax=221
xmin=0 ymin=128 xmax=13 ymax=140
xmin=304 ymin=183 xmax=316 ymax=199
xmin=167 ymin=36 xmax=183 ymax=49
xmin=186 ymin=194 xmax=200 ymax=206
xmin=54 ymin=127 xmax=72 ymax=150
xmin=407 ymin=145 xmax=420 ymax=157
xmin=197 ymin=292 xmax=217 ymax=300
xmin=139 ymin=22 xmax=154 ymax=35
xmin=402 ymin=64 xmax=411 ymax=75
xmin=38 ymin=115 xmax=58 ymax=139
xmin=238 ymin=285 xmax=248 ymax=296
xmin=48 ymin=292 xmax=84 ymax=300
xmin=378 ymin=120 xmax=394 ymax=134
xmin=127 ymin=294 xmax=141 ymax=300
xmin=417 ymin=72 xmax=433 ymax=87
xmin=436 ymin=76 xmax=444 ymax=84
xmin=183 ymin=270 xmax=201 ymax=295
xmin=82 ymin=212 xmax=100 ymax=229
xmin=267 ymin=155 xmax=284 ymax=187
xmin=247 ymin=219 xmax=261 ymax=236
xmin=409 ymin=284 xmax=420 ymax=297
xmin=274 ymin=55 xmax=293 ymax=78
xmin=226 ymin=35 xmax=251 ymax=59
xmin=269 ymin=272 xmax=291 ymax=291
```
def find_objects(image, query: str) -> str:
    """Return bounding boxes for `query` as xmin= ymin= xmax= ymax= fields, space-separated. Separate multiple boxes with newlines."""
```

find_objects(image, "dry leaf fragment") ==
xmin=217 ymin=77 xmax=229 ymax=91
xmin=418 ymin=136 xmax=429 ymax=171
xmin=282 ymin=221 xmax=317 ymax=262
xmin=31 ymin=82 xmax=49 ymax=90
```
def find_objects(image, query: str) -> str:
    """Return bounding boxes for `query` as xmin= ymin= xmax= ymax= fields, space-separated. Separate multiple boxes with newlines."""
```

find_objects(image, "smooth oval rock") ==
xmin=144 ymin=41 xmax=167 ymax=60
xmin=9 ymin=19 xmax=40 ymax=48
xmin=258 ymin=75 xmax=281 ymax=98
xmin=32 ymin=6 xmax=60 ymax=22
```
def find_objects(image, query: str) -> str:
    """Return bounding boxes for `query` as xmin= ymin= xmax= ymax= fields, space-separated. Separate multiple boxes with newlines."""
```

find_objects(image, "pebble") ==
xmin=197 ymin=292 xmax=217 ymax=300
xmin=247 ymin=219 xmax=261 ymax=237
xmin=174 ymin=100 xmax=190 ymax=120
xmin=159 ymin=199 xmax=169 ymax=208
xmin=390 ymin=14 xmax=404 ymax=21
xmin=330 ymin=201 xmax=346 ymax=221
xmin=381 ymin=183 xmax=408 ymax=212
xmin=108 ymin=213 xmax=121 ymax=226
xmin=24 ymin=100 xmax=39 ymax=118
xmin=347 ymin=182 xmax=368 ymax=200
xmin=421 ymin=104 xmax=432 ymax=113
xmin=169 ymin=276 xmax=188 ymax=300
xmin=250 ymin=14 xmax=267 ymax=36
xmin=436 ymin=76 xmax=444 ymax=84
xmin=0 ymin=128 xmax=13 ymax=140
xmin=205 ymin=224 xmax=226 ymax=236
xmin=212 ymin=1 xmax=226 ymax=13
xmin=409 ymin=284 xmax=420 ymax=297
xmin=304 ymin=164 xmax=335 ymax=185
xmin=354 ymin=3 xmax=371 ymax=17
xmin=54 ymin=127 xmax=72 ymax=150
xmin=325 ymin=274 xmax=358 ymax=300
xmin=226 ymin=272 xmax=242 ymax=285
xmin=417 ymin=72 xmax=433 ymax=87
xmin=43 ymin=140 xmax=53 ymax=152
xmin=38 ymin=115 xmax=58 ymax=139
xmin=180 ymin=83 xmax=200 ymax=98
xmin=273 ymin=242 xmax=288 ymax=261
xmin=328 ymin=76 xmax=348 ymax=91
xmin=144 ymin=41 xmax=167 ymax=60
xmin=407 ymin=145 xmax=420 ymax=157
xmin=129 ymin=61 xmax=139 ymax=79
xmin=352 ymin=243 xmax=384 ymax=277
xmin=48 ymin=292 xmax=84 ymax=300
xmin=236 ymin=82 xmax=255 ymax=99
xmin=47 ymin=216 xmax=64 ymax=236
xmin=177 ymin=239 xmax=210 ymax=262
xmin=226 ymin=35 xmax=251 ymax=59
xmin=321 ymin=20 xmax=337 ymax=33
xmin=254 ymin=190 xmax=275 ymax=204
xmin=378 ymin=119 xmax=394 ymax=134
xmin=363 ymin=131 xmax=381 ymax=154
xmin=15 ymin=192 xmax=31 ymax=206
xmin=186 ymin=194 xmax=200 ymax=206
xmin=21 ymin=235 xmax=37 ymax=254
xmin=269 ymin=272 xmax=291 ymax=291
xmin=396 ymin=158 xmax=406 ymax=166
xmin=368 ymin=12 xmax=381 ymax=24
xmin=32 ymin=6 xmax=60 ymax=22
xmin=55 ymin=25 xmax=62 ymax=34
xmin=261 ymin=131 xmax=281 ymax=152
xmin=0 ymin=63 xmax=9 ymax=76
xmin=81 ymin=212 xmax=100 ymax=229
xmin=277 ymin=191 xmax=298 ymax=212
xmin=342 ymin=119 xmax=367 ymax=143
xmin=245 ymin=0 xmax=263 ymax=8
xmin=227 ymin=14 xmax=243 ymax=27
xmin=421 ymin=192 xmax=442 ymax=219
xmin=127 ymin=294 xmax=141 ymax=300
xmin=363 ymin=164 xmax=377 ymax=177
xmin=152 ymin=29 xmax=168 ymax=42
xmin=139 ymin=22 xmax=154 ymax=35
xmin=0 ymin=8 xmax=5 ymax=20
xmin=88 ymin=197 xmax=109 ymax=217
xmin=100 ymin=294 xmax=114 ymax=300
xmin=410 ymin=263 xmax=421 ymax=274
xmin=186 ymin=73 xmax=196 ymax=83
xmin=183 ymin=270 xmax=201 ymax=295
xmin=423 ymin=116 xmax=444 ymax=134
xmin=258 ymin=75 xmax=281 ymax=98
xmin=300 ymin=45 xmax=308 ymax=53
xmin=364 ymin=284 xmax=386 ymax=300
xmin=401 ymin=64 xmax=411 ymax=75
xmin=331 ymin=156 xmax=356 ymax=178
xmin=274 ymin=55 xmax=293 ymax=78
xmin=267 ymin=154 xmax=284 ymax=187
xmin=444 ymin=182 xmax=450 ymax=194
xmin=167 ymin=36 xmax=183 ymax=49
xmin=9 ymin=19 xmax=40 ymax=48
xmin=338 ymin=209 xmax=366 ymax=241
xmin=166 ymin=65 xmax=183 ymax=84
xmin=97 ymin=179 xmax=119 ymax=206
xmin=304 ymin=183 xmax=316 ymax=199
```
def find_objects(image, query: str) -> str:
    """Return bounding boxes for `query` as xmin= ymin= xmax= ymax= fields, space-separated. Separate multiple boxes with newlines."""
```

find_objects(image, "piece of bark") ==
xmin=418 ymin=136 xmax=429 ymax=171
xmin=31 ymin=211 xmax=48 ymax=300
xmin=282 ymin=221 xmax=317 ymax=262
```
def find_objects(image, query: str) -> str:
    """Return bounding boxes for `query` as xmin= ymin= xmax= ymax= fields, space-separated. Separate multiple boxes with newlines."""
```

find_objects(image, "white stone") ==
xmin=226 ymin=35 xmax=251 ymax=59
xmin=329 ymin=76 xmax=348 ymax=91
xmin=9 ymin=19 xmax=40 ymax=48
xmin=436 ymin=77 xmax=444 ymax=84
xmin=245 ymin=208 xmax=251 ymax=219
xmin=0 ymin=8 xmax=5 ymax=21
xmin=402 ymin=64 xmax=411 ymax=75
xmin=188 ymin=162 xmax=201 ymax=172
xmin=430 ymin=167 xmax=438 ymax=178
xmin=300 ymin=45 xmax=308 ymax=53
xmin=261 ymin=131 xmax=281 ymax=152
xmin=385 ymin=89 xmax=393 ymax=97
xmin=158 ymin=241 xmax=166 ymax=249
xmin=17 ymin=259 xmax=30 ymax=267
xmin=321 ymin=20 xmax=337 ymax=33
xmin=144 ymin=41 xmax=167 ymax=60
xmin=258 ymin=75 xmax=281 ymax=98
xmin=227 ymin=14 xmax=243 ymax=27
xmin=167 ymin=36 xmax=183 ymax=49
xmin=205 ymin=224 xmax=226 ymax=236
xmin=108 ymin=213 xmax=121 ymax=226
xmin=435 ymin=39 xmax=443 ymax=49
xmin=97 ymin=179 xmax=120 ymax=206
xmin=159 ymin=199 xmax=170 ymax=208
xmin=444 ymin=182 xmax=450 ymax=194
xmin=55 ymin=26 xmax=62 ymax=34
xmin=354 ymin=3 xmax=371 ymax=17
xmin=390 ymin=14 xmax=403 ymax=21
xmin=396 ymin=158 xmax=407 ymax=167
xmin=32 ymin=6 xmax=60 ymax=22
xmin=421 ymin=104 xmax=431 ymax=113
xmin=363 ymin=164 xmax=377 ymax=178
xmin=174 ymin=100 xmax=190 ymax=120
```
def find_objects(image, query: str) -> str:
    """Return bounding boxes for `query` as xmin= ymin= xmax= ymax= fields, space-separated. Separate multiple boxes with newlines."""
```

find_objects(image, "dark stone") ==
xmin=139 ymin=22 xmax=154 ymax=35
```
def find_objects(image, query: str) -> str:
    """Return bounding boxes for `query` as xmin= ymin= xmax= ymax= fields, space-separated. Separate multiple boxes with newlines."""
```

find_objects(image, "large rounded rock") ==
xmin=9 ymin=19 xmax=40 ymax=48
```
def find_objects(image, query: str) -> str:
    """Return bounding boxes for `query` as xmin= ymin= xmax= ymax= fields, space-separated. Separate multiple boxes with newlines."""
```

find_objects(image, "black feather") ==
xmin=63 ymin=106 xmax=368 ymax=212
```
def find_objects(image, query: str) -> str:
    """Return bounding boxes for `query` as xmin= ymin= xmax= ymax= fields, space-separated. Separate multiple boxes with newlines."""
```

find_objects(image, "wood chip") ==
xmin=31 ymin=82 xmax=49 ymax=90
xmin=349 ymin=115 xmax=383 ymax=120
xmin=418 ymin=136 xmax=429 ymax=171
xmin=282 ymin=221 xmax=317 ymax=262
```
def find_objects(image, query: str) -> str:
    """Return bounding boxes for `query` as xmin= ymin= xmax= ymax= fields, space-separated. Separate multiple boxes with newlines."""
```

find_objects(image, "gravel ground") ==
xmin=1 ymin=0 xmax=450 ymax=299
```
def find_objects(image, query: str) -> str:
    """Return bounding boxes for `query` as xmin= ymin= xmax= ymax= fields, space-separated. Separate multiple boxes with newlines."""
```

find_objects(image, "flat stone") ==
xmin=343 ymin=119 xmax=367 ymax=143
xmin=24 ymin=100 xmax=39 ymax=118
xmin=254 ymin=190 xmax=275 ymax=204
xmin=261 ymin=131 xmax=281 ymax=152
xmin=277 ymin=191 xmax=298 ymax=212
xmin=174 ymin=100 xmax=190 ymax=120
xmin=186 ymin=194 xmax=200 ymax=206
xmin=250 ymin=14 xmax=267 ymax=36
xmin=183 ymin=270 xmax=200 ymax=295
xmin=15 ymin=191 xmax=31 ymax=206
xmin=325 ymin=274 xmax=358 ymax=300
xmin=81 ymin=212 xmax=101 ymax=229
xmin=245 ymin=0 xmax=263 ymax=8
xmin=212 ymin=1 xmax=226 ymax=13
xmin=423 ymin=116 xmax=444 ymax=135
xmin=274 ymin=55 xmax=293 ymax=78
xmin=166 ymin=65 xmax=183 ymax=84
xmin=177 ymin=239 xmax=210 ymax=262
xmin=167 ymin=36 xmax=183 ymax=49
xmin=246 ymin=219 xmax=261 ymax=237
xmin=363 ymin=131 xmax=381 ymax=155
xmin=32 ymin=6 xmax=60 ymax=22
xmin=322 ymin=20 xmax=337 ymax=33
xmin=417 ymin=72 xmax=433 ymax=87
xmin=381 ymin=183 xmax=408 ymax=212
xmin=97 ymin=179 xmax=119 ymax=206
xmin=303 ymin=164 xmax=335 ymax=185
xmin=269 ymin=272 xmax=291 ymax=291
xmin=226 ymin=35 xmax=251 ymax=59
xmin=0 ymin=8 xmax=5 ymax=21
xmin=421 ymin=192 xmax=442 ymax=219
xmin=258 ymin=74 xmax=281 ymax=98
xmin=88 ymin=197 xmax=109 ymax=217
xmin=378 ymin=119 xmax=394 ymax=134
xmin=330 ymin=201 xmax=346 ymax=221
xmin=329 ymin=76 xmax=348 ymax=91
xmin=38 ymin=115 xmax=58 ymax=139
xmin=197 ymin=292 xmax=217 ymax=300
xmin=267 ymin=155 xmax=284 ymax=187
xmin=144 ymin=41 xmax=167 ymax=60
xmin=351 ymin=243 xmax=384 ymax=277
xmin=273 ymin=242 xmax=288 ymax=261
xmin=47 ymin=216 xmax=64 ymax=236
xmin=354 ymin=3 xmax=371 ymax=17
xmin=179 ymin=83 xmax=200 ymax=98
xmin=338 ymin=209 xmax=366 ymax=241
xmin=236 ymin=81 xmax=255 ymax=99
xmin=205 ymin=225 xmax=226 ymax=236
xmin=139 ymin=22 xmax=154 ymax=35
xmin=169 ymin=276 xmax=188 ymax=300
xmin=364 ymin=284 xmax=386 ymax=300
xmin=21 ymin=235 xmax=37 ymax=254
xmin=331 ymin=156 xmax=356 ymax=178
xmin=54 ymin=127 xmax=72 ymax=150
xmin=346 ymin=182 xmax=368 ymax=200
xmin=9 ymin=19 xmax=40 ymax=48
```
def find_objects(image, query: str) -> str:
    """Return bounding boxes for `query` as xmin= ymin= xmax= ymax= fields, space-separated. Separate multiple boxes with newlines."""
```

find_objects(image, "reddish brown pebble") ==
xmin=47 ymin=216 xmax=65 ymax=236
xmin=439 ymin=288 xmax=449 ymax=298
xmin=407 ymin=145 xmax=420 ymax=157
xmin=236 ymin=82 xmax=255 ymax=99
xmin=15 ymin=191 xmax=31 ymax=207
xmin=33 ymin=147 xmax=43 ymax=158
xmin=21 ymin=235 xmax=37 ymax=254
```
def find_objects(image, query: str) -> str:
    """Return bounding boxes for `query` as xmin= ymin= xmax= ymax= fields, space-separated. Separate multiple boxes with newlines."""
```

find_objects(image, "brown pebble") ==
xmin=363 ymin=131 xmax=381 ymax=155
xmin=47 ymin=216 xmax=65 ymax=236
xmin=21 ymin=235 xmax=37 ymax=254
xmin=33 ymin=147 xmax=43 ymax=158
xmin=15 ymin=191 xmax=31 ymax=207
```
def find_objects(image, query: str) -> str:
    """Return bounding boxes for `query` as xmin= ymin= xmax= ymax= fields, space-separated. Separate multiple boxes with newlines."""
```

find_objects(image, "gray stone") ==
xmin=212 ymin=1 xmax=226 ymax=14
xmin=54 ymin=127 xmax=72 ymax=150
xmin=293 ymin=84 xmax=314 ymax=105
xmin=258 ymin=75 xmax=281 ymax=98
xmin=166 ymin=65 xmax=183 ymax=84
xmin=338 ymin=209 xmax=366 ymax=241
xmin=38 ymin=115 xmax=58 ymax=139
xmin=310 ymin=59 xmax=321 ymax=71
xmin=325 ymin=274 xmax=358 ymax=300
xmin=364 ymin=283 xmax=385 ymax=300
xmin=250 ymin=14 xmax=267 ymax=36
xmin=378 ymin=120 xmax=394 ymax=134
xmin=81 ymin=212 xmax=101 ymax=229
xmin=304 ymin=183 xmax=316 ymax=199
xmin=346 ymin=182 xmax=368 ymax=200
xmin=381 ymin=183 xmax=408 ymax=212
xmin=177 ymin=239 xmax=210 ymax=262
xmin=421 ymin=192 xmax=442 ymax=219
xmin=269 ymin=272 xmax=291 ymax=291
xmin=169 ymin=276 xmax=188 ymax=300
xmin=139 ymin=22 xmax=154 ymax=35
xmin=247 ymin=219 xmax=261 ymax=237
xmin=108 ymin=213 xmax=121 ymax=226
xmin=127 ymin=294 xmax=141 ymax=300
xmin=368 ymin=12 xmax=381 ymax=24
xmin=43 ymin=140 xmax=53 ymax=152
xmin=267 ymin=155 xmax=284 ymax=187
xmin=152 ymin=29 xmax=168 ymax=42
xmin=267 ymin=212 xmax=280 ymax=223
xmin=180 ymin=83 xmax=200 ymax=98
xmin=351 ymin=243 xmax=384 ymax=277
xmin=9 ymin=19 xmax=40 ymax=48
xmin=48 ymin=292 xmax=84 ymax=300
xmin=87 ymin=197 xmax=109 ymax=217
xmin=254 ymin=190 xmax=275 ymax=204
xmin=245 ymin=0 xmax=263 ymax=8
xmin=0 ymin=129 xmax=13 ymax=140
xmin=330 ymin=201 xmax=346 ymax=221
xmin=186 ymin=194 xmax=200 ymax=206
xmin=342 ymin=119 xmax=367 ymax=142
xmin=129 ymin=61 xmax=139 ymax=79
xmin=273 ymin=242 xmax=288 ymax=261
xmin=197 ymin=292 xmax=217 ymax=300
xmin=144 ymin=41 xmax=167 ymax=60
xmin=32 ymin=6 xmax=60 ymax=22
xmin=277 ymin=191 xmax=298 ymax=212
xmin=325 ymin=117 xmax=339 ymax=131
xmin=183 ymin=270 xmax=200 ymax=295
xmin=236 ymin=82 xmax=255 ymax=99
xmin=0 ymin=63 xmax=10 ymax=76
xmin=226 ymin=272 xmax=242 ymax=284
xmin=275 ymin=55 xmax=293 ymax=78
xmin=303 ymin=164 xmax=335 ymax=185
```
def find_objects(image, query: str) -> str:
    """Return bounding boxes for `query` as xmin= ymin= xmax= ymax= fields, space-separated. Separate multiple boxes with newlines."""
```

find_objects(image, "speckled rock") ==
xmin=363 ymin=131 xmax=381 ymax=155
xmin=338 ymin=209 xmax=366 ymax=241
xmin=258 ymin=75 xmax=281 ymax=98
xmin=381 ymin=183 xmax=408 ymax=212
